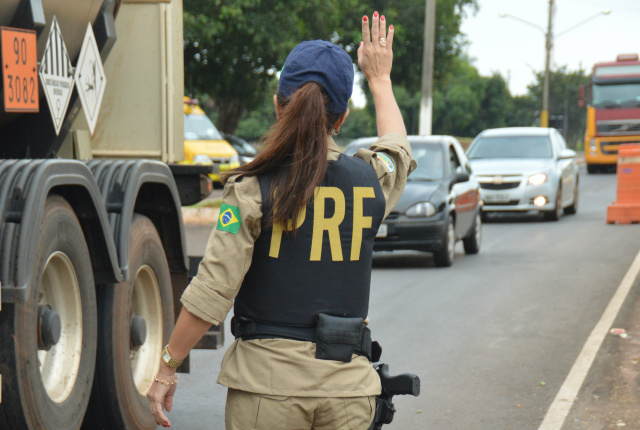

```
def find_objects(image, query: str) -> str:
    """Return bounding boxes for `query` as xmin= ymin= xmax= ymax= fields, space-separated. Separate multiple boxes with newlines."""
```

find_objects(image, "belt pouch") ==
xmin=315 ymin=314 xmax=363 ymax=363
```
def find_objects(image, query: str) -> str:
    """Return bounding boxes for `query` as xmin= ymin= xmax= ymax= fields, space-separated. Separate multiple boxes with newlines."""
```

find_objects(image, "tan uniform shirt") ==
xmin=181 ymin=133 xmax=416 ymax=397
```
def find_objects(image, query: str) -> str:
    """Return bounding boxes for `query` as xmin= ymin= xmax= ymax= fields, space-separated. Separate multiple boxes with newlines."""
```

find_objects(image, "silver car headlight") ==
xmin=528 ymin=172 xmax=550 ymax=186
xmin=590 ymin=138 xmax=597 ymax=152
xmin=230 ymin=153 xmax=240 ymax=164
xmin=193 ymin=154 xmax=211 ymax=164
xmin=406 ymin=202 xmax=436 ymax=217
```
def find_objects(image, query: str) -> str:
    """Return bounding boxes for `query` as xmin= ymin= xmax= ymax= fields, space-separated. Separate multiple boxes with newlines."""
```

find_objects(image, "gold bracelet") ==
xmin=153 ymin=374 xmax=179 ymax=386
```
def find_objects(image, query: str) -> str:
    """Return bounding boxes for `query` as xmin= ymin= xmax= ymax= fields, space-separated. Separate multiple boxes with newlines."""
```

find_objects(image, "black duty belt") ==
xmin=231 ymin=315 xmax=377 ymax=362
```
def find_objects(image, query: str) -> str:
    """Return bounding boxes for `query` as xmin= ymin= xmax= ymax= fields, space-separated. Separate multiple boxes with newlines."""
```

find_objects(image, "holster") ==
xmin=231 ymin=314 xmax=380 ymax=363
xmin=315 ymin=314 xmax=364 ymax=363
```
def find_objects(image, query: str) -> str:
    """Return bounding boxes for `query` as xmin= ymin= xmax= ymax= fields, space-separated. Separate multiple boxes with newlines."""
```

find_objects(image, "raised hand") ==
xmin=357 ymin=11 xmax=394 ymax=85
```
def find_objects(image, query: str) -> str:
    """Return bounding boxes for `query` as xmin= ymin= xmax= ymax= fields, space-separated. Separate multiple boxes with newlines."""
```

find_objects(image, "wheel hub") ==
xmin=38 ymin=304 xmax=62 ymax=351
xmin=130 ymin=265 xmax=163 ymax=395
xmin=38 ymin=251 xmax=83 ymax=403
xmin=130 ymin=313 xmax=148 ymax=350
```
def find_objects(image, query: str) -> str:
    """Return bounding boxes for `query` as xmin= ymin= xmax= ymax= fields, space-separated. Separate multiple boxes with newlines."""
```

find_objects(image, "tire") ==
xmin=587 ymin=164 xmax=598 ymax=174
xmin=564 ymin=179 xmax=579 ymax=215
xmin=0 ymin=194 xmax=97 ymax=430
xmin=433 ymin=215 xmax=455 ymax=267
xmin=84 ymin=214 xmax=174 ymax=430
xmin=463 ymin=212 xmax=482 ymax=254
xmin=544 ymin=186 xmax=563 ymax=222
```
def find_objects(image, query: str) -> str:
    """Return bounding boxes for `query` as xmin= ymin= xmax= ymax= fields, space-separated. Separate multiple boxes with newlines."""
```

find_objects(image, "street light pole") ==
xmin=418 ymin=0 xmax=436 ymax=135
xmin=541 ymin=0 xmax=555 ymax=128
xmin=499 ymin=6 xmax=610 ymax=129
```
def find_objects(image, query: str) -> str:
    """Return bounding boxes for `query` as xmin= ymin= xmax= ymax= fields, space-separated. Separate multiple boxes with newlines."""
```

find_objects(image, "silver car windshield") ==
xmin=468 ymin=136 xmax=552 ymax=159
xmin=409 ymin=144 xmax=444 ymax=181
xmin=184 ymin=114 xmax=223 ymax=140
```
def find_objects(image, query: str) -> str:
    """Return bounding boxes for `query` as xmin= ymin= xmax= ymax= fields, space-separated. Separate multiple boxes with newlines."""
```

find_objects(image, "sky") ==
xmin=460 ymin=0 xmax=639 ymax=95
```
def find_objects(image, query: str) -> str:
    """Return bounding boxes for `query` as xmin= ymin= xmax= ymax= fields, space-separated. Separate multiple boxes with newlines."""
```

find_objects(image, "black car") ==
xmin=222 ymin=133 xmax=257 ymax=165
xmin=344 ymin=136 xmax=483 ymax=267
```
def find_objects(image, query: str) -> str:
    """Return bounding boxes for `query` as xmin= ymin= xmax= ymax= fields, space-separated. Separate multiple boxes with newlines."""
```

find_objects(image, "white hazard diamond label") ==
xmin=39 ymin=16 xmax=74 ymax=136
xmin=75 ymin=24 xmax=106 ymax=135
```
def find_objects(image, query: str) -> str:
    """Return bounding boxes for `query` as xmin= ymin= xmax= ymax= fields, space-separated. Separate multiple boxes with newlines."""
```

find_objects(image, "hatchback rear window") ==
xmin=184 ymin=114 xmax=223 ymax=140
xmin=468 ymin=136 xmax=552 ymax=159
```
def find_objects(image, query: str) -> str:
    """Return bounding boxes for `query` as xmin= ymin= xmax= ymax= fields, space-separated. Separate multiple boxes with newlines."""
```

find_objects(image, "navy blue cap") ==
xmin=279 ymin=40 xmax=354 ymax=113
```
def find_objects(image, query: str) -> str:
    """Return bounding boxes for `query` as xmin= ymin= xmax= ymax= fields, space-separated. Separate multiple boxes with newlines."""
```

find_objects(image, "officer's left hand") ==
xmin=146 ymin=367 xmax=178 ymax=428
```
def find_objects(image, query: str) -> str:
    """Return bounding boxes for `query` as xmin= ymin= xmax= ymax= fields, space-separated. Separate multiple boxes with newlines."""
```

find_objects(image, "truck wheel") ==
xmin=463 ymin=212 xmax=482 ymax=254
xmin=85 ymin=214 xmax=174 ymax=430
xmin=0 ymin=194 xmax=97 ymax=430
xmin=433 ymin=215 xmax=455 ymax=267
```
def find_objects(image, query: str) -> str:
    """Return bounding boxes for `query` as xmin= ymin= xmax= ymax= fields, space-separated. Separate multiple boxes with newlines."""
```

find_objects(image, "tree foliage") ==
xmin=526 ymin=66 xmax=590 ymax=147
xmin=184 ymin=0 xmax=478 ymax=134
xmin=190 ymin=1 xmax=589 ymax=149
xmin=184 ymin=0 xmax=361 ymax=133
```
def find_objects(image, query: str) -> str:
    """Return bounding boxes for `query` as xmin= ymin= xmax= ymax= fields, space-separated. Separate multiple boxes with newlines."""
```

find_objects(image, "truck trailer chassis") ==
xmin=0 ymin=1 xmax=222 ymax=429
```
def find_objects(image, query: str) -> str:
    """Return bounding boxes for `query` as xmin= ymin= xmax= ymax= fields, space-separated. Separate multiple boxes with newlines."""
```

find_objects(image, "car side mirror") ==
xmin=558 ymin=149 xmax=576 ymax=160
xmin=578 ymin=85 xmax=585 ymax=108
xmin=450 ymin=172 xmax=470 ymax=190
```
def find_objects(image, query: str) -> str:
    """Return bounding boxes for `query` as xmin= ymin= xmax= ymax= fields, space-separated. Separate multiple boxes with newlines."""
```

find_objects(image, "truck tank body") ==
xmin=0 ymin=0 xmax=184 ymax=162
xmin=0 ymin=2 xmax=221 ymax=430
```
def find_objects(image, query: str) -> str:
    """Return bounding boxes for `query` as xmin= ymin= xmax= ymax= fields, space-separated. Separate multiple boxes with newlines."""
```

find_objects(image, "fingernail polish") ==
xmin=381 ymin=15 xmax=385 ymax=21
xmin=390 ymin=25 xmax=394 ymax=30
xmin=373 ymin=11 xmax=378 ymax=18
xmin=360 ymin=41 xmax=363 ymax=46
xmin=363 ymin=16 xmax=368 ymax=22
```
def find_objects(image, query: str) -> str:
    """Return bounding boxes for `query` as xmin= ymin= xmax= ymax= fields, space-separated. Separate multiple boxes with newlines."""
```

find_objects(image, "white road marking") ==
xmin=538 ymin=248 xmax=640 ymax=430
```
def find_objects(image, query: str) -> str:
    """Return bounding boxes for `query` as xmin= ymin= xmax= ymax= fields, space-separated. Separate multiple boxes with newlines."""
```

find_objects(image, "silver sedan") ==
xmin=466 ymin=127 xmax=579 ymax=221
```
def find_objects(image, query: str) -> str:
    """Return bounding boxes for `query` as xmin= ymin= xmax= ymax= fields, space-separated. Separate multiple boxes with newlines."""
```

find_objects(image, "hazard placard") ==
xmin=39 ymin=17 xmax=74 ymax=135
xmin=1 ymin=27 xmax=39 ymax=112
xmin=75 ymin=24 xmax=106 ymax=135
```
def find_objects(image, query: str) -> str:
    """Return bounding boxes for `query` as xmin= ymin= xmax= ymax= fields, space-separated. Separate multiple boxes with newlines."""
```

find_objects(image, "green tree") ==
xmin=477 ymin=73 xmax=512 ymax=132
xmin=184 ymin=0 xmax=478 ymax=135
xmin=507 ymin=94 xmax=538 ymax=128
xmin=431 ymin=56 xmax=485 ymax=136
xmin=184 ymin=0 xmax=361 ymax=134
xmin=526 ymin=66 xmax=590 ymax=147
xmin=339 ymin=103 xmax=376 ymax=141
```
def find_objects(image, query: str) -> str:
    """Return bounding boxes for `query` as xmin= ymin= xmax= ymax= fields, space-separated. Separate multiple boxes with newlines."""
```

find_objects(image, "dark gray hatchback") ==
xmin=344 ymin=136 xmax=483 ymax=267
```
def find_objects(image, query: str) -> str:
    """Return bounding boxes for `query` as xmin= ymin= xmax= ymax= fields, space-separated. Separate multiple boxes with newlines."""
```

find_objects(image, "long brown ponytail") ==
xmin=224 ymin=82 xmax=343 ymax=230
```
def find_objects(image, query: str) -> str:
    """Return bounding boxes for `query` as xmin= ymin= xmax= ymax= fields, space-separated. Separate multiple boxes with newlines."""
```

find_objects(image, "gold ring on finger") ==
xmin=379 ymin=37 xmax=387 ymax=47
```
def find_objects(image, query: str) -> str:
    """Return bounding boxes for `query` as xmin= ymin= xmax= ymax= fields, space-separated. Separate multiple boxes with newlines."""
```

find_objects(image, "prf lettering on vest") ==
xmin=269 ymin=186 xmax=376 ymax=261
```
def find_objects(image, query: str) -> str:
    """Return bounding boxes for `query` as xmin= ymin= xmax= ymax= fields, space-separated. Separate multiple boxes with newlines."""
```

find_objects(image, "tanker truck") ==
xmin=0 ymin=1 xmax=222 ymax=429
xmin=579 ymin=54 xmax=640 ymax=173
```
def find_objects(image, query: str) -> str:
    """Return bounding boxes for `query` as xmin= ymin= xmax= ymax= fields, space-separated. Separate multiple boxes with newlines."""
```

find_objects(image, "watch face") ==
xmin=162 ymin=349 xmax=181 ymax=367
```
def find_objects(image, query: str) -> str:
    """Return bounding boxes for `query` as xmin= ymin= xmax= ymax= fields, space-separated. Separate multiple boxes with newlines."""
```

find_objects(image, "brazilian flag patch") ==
xmin=217 ymin=204 xmax=241 ymax=234
xmin=377 ymin=152 xmax=395 ymax=173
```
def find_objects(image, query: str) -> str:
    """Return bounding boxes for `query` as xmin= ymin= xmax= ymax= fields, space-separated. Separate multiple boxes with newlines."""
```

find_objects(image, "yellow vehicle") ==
xmin=183 ymin=97 xmax=240 ymax=184
xmin=579 ymin=54 xmax=640 ymax=173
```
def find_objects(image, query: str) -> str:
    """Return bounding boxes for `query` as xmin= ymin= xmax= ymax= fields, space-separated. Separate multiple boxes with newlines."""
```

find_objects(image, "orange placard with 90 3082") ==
xmin=2 ymin=26 xmax=38 ymax=112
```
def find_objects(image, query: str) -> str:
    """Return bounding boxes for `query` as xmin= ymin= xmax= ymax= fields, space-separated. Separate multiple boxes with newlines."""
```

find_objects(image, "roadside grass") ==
xmin=455 ymin=136 xmax=473 ymax=150
xmin=190 ymin=198 xmax=222 ymax=208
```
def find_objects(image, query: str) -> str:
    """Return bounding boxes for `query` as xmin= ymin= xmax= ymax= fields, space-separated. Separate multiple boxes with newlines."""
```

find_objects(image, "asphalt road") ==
xmin=171 ymin=166 xmax=640 ymax=430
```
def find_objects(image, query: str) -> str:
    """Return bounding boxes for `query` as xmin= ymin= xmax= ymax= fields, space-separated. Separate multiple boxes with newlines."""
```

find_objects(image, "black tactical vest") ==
xmin=234 ymin=154 xmax=386 ymax=327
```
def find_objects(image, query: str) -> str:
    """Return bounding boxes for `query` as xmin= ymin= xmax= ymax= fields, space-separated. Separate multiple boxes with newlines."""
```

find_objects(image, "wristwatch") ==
xmin=161 ymin=345 xmax=183 ymax=368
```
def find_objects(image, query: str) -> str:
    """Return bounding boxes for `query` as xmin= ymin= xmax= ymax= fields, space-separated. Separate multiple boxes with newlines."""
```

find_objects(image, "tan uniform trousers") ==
xmin=225 ymin=388 xmax=376 ymax=430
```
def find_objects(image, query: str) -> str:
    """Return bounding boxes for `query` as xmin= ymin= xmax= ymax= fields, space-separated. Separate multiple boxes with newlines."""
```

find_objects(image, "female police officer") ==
xmin=147 ymin=11 xmax=415 ymax=429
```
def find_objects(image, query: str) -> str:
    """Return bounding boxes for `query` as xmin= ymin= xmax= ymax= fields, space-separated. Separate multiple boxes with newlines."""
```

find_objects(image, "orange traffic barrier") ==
xmin=607 ymin=144 xmax=640 ymax=224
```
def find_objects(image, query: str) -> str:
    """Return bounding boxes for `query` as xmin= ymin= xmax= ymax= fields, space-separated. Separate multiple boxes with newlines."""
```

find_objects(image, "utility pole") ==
xmin=418 ymin=0 xmax=436 ymax=135
xmin=541 ymin=0 xmax=555 ymax=128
